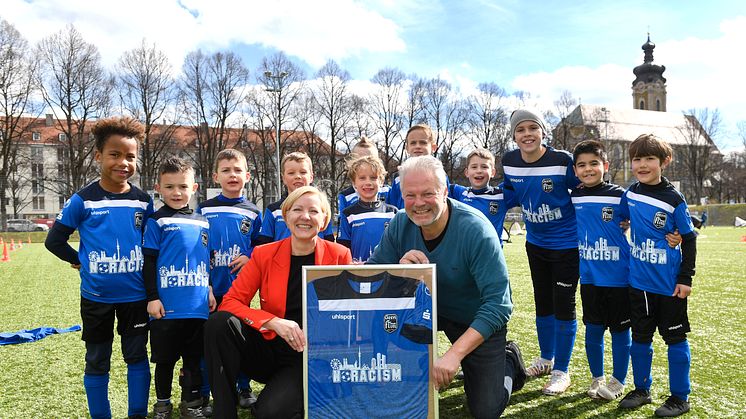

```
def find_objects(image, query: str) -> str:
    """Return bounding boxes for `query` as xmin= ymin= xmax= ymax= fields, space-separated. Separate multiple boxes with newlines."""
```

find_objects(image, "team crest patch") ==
xmin=134 ymin=211 xmax=143 ymax=228
xmin=240 ymin=217 xmax=251 ymax=234
xmin=489 ymin=201 xmax=499 ymax=215
xmin=653 ymin=211 xmax=667 ymax=229
xmin=601 ymin=206 xmax=614 ymax=222
xmin=201 ymin=231 xmax=208 ymax=247
xmin=542 ymin=178 xmax=553 ymax=193
xmin=383 ymin=314 xmax=398 ymax=333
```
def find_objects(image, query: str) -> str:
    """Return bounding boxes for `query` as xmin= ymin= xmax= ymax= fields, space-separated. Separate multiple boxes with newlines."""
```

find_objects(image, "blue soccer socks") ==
xmin=668 ymin=340 xmax=691 ymax=401
xmin=554 ymin=319 xmax=577 ymax=373
xmin=611 ymin=329 xmax=631 ymax=384
xmin=585 ymin=323 xmax=605 ymax=378
xmin=536 ymin=315 xmax=556 ymax=361
xmin=84 ymin=373 xmax=111 ymax=419
xmin=630 ymin=340 xmax=653 ymax=391
xmin=126 ymin=359 xmax=151 ymax=417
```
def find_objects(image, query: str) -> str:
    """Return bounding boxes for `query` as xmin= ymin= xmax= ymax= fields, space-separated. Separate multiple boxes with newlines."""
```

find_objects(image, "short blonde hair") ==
xmin=347 ymin=155 xmax=387 ymax=184
xmin=281 ymin=151 xmax=313 ymax=173
xmin=405 ymin=124 xmax=435 ymax=144
xmin=351 ymin=136 xmax=378 ymax=157
xmin=466 ymin=147 xmax=495 ymax=167
xmin=281 ymin=186 xmax=332 ymax=231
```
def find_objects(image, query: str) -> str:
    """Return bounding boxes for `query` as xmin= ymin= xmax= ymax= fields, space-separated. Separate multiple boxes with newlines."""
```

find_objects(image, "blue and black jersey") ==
xmin=306 ymin=271 xmax=432 ymax=419
xmin=257 ymin=198 xmax=335 ymax=244
xmin=624 ymin=178 xmax=696 ymax=296
xmin=571 ymin=182 xmax=630 ymax=287
xmin=337 ymin=201 xmax=397 ymax=261
xmin=198 ymin=195 xmax=262 ymax=297
xmin=502 ymin=146 xmax=580 ymax=249
xmin=451 ymin=183 xmax=514 ymax=246
xmin=54 ymin=181 xmax=154 ymax=303
xmin=337 ymin=184 xmax=391 ymax=215
xmin=143 ymin=206 xmax=210 ymax=320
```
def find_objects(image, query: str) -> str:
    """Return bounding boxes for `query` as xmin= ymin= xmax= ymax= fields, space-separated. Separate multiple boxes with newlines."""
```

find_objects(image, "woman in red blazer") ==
xmin=204 ymin=186 xmax=352 ymax=419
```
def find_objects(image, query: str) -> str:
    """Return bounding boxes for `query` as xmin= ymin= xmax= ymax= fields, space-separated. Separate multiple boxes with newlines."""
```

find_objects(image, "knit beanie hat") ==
xmin=510 ymin=109 xmax=547 ymax=139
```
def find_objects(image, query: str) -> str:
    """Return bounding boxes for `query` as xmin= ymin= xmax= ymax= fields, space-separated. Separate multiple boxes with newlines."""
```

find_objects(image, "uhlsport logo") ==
xmin=201 ymin=231 xmax=208 ymax=247
xmin=383 ymin=314 xmax=398 ymax=333
xmin=601 ymin=206 xmax=614 ymax=222
xmin=653 ymin=211 xmax=667 ymax=229
xmin=542 ymin=178 xmax=553 ymax=193
xmin=134 ymin=211 xmax=144 ymax=228
xmin=489 ymin=201 xmax=499 ymax=215
xmin=240 ymin=217 xmax=251 ymax=234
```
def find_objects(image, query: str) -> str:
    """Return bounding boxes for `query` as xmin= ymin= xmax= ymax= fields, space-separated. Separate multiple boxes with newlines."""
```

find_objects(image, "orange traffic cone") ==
xmin=1 ymin=242 xmax=9 ymax=262
xmin=10 ymin=239 xmax=15 ymax=251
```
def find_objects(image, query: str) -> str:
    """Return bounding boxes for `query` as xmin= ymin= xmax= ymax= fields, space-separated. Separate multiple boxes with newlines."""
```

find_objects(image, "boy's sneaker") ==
xmin=180 ymin=398 xmax=207 ymax=418
xmin=542 ymin=370 xmax=571 ymax=395
xmin=526 ymin=357 xmax=554 ymax=378
xmin=598 ymin=376 xmax=625 ymax=400
xmin=505 ymin=340 xmax=527 ymax=392
xmin=238 ymin=388 xmax=258 ymax=409
xmin=152 ymin=401 xmax=173 ymax=419
xmin=201 ymin=396 xmax=213 ymax=417
xmin=618 ymin=388 xmax=652 ymax=409
xmin=654 ymin=395 xmax=690 ymax=417
xmin=587 ymin=376 xmax=606 ymax=399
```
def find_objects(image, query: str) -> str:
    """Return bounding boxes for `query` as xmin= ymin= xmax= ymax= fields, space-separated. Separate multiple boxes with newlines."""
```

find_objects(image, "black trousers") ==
xmin=204 ymin=311 xmax=303 ymax=419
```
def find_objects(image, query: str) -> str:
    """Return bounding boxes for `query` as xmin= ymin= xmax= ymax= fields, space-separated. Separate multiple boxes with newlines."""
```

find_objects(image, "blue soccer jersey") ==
xmin=306 ymin=271 xmax=433 ymax=419
xmin=143 ymin=206 xmax=211 ymax=319
xmin=257 ymin=198 xmax=334 ymax=242
xmin=451 ymin=183 xmax=514 ymax=245
xmin=55 ymin=181 xmax=154 ymax=303
xmin=501 ymin=146 xmax=580 ymax=249
xmin=337 ymin=184 xmax=391 ymax=215
xmin=571 ymin=182 xmax=630 ymax=287
xmin=624 ymin=178 xmax=695 ymax=296
xmin=198 ymin=195 xmax=261 ymax=297
xmin=338 ymin=201 xmax=397 ymax=261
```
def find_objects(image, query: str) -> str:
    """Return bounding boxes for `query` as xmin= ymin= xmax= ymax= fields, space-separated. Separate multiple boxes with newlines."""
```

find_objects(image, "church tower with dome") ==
xmin=632 ymin=34 xmax=667 ymax=112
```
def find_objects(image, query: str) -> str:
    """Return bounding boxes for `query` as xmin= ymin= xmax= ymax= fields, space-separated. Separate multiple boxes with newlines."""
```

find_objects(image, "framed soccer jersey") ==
xmin=303 ymin=264 xmax=438 ymax=419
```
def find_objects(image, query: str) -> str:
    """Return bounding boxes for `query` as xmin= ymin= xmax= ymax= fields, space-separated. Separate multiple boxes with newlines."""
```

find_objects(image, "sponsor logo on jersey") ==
xmin=134 ymin=211 xmax=144 ymax=228
xmin=331 ymin=313 xmax=356 ymax=320
xmin=542 ymin=178 xmax=553 ymax=193
xmin=91 ymin=209 xmax=110 ymax=216
xmin=422 ymin=309 xmax=431 ymax=321
xmin=201 ymin=231 xmax=208 ymax=247
xmin=330 ymin=351 xmax=402 ymax=383
xmin=383 ymin=314 xmax=398 ymax=333
xmin=601 ymin=206 xmax=614 ymax=222
xmin=489 ymin=201 xmax=499 ymax=215
xmin=653 ymin=211 xmax=667 ymax=229
xmin=240 ymin=217 xmax=251 ymax=234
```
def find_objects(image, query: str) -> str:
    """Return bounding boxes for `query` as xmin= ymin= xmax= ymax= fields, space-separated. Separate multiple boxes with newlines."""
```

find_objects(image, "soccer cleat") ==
xmin=201 ymin=396 xmax=212 ymax=417
xmin=618 ymin=388 xmax=652 ymax=409
xmin=542 ymin=370 xmax=571 ymax=395
xmin=152 ymin=401 xmax=173 ymax=419
xmin=526 ymin=357 xmax=554 ymax=378
xmin=587 ymin=376 xmax=606 ymax=399
xmin=505 ymin=340 xmax=527 ymax=392
xmin=654 ymin=395 xmax=690 ymax=417
xmin=180 ymin=398 xmax=207 ymax=418
xmin=598 ymin=376 xmax=625 ymax=400
xmin=238 ymin=388 xmax=258 ymax=409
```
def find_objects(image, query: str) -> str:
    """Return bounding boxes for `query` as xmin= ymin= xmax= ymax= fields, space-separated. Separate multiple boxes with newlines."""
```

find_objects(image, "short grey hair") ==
xmin=399 ymin=155 xmax=447 ymax=191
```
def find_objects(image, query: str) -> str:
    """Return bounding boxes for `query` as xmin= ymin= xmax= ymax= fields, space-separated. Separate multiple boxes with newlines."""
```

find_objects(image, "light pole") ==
xmin=265 ymin=71 xmax=288 ymax=202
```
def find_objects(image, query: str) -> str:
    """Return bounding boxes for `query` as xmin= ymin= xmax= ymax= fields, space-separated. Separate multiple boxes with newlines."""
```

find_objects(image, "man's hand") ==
xmin=432 ymin=350 xmax=462 ymax=390
xmin=400 ymin=250 xmax=429 ymax=264
xmin=147 ymin=300 xmax=165 ymax=319
xmin=228 ymin=254 xmax=250 ymax=274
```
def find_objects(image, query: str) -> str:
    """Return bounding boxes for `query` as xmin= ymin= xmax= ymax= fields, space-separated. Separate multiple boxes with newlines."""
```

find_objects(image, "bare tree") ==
xmin=37 ymin=24 xmax=113 ymax=197
xmin=369 ymin=67 xmax=406 ymax=173
xmin=291 ymin=89 xmax=330 ymax=181
xmin=313 ymin=60 xmax=353 ymax=210
xmin=400 ymin=75 xmax=426 ymax=163
xmin=677 ymin=108 xmax=722 ymax=203
xmin=0 ymin=18 xmax=38 ymax=228
xmin=439 ymin=98 xmax=471 ymax=181
xmin=117 ymin=39 xmax=178 ymax=191
xmin=547 ymin=90 xmax=578 ymax=151
xmin=466 ymin=82 xmax=511 ymax=160
xmin=179 ymin=50 xmax=249 ymax=199
xmin=346 ymin=93 xmax=371 ymax=143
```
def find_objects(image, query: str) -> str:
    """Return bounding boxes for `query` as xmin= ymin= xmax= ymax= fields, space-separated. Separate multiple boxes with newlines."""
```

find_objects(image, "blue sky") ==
xmin=5 ymin=0 xmax=745 ymax=149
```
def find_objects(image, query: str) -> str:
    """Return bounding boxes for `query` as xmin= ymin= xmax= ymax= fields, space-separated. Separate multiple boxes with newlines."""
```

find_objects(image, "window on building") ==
xmin=58 ymin=164 xmax=65 ymax=177
xmin=58 ymin=132 xmax=67 ymax=142
xmin=31 ymin=146 xmax=44 ymax=162
xmin=656 ymin=99 xmax=661 ymax=111
xmin=31 ymin=162 xmax=44 ymax=179
xmin=33 ymin=132 xmax=41 ymax=141
xmin=33 ymin=196 xmax=45 ymax=210
xmin=58 ymin=195 xmax=66 ymax=208
xmin=639 ymin=100 xmax=645 ymax=110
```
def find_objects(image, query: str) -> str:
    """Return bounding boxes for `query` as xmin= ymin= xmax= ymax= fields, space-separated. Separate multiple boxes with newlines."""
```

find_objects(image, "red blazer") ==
xmin=219 ymin=237 xmax=352 ymax=340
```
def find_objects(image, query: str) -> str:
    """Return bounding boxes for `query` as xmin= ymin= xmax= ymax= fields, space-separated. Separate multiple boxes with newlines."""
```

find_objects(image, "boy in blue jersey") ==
xmin=571 ymin=140 xmax=633 ymax=401
xmin=501 ymin=109 xmax=580 ymax=395
xmin=337 ymin=136 xmax=390 ymax=220
xmin=452 ymin=147 xmax=514 ymax=246
xmin=256 ymin=152 xmax=335 ymax=244
xmin=144 ymin=157 xmax=215 ymax=418
xmin=618 ymin=134 xmax=697 ymax=417
xmin=197 ymin=149 xmax=261 ymax=410
xmin=337 ymin=155 xmax=397 ymax=261
xmin=45 ymin=117 xmax=153 ymax=419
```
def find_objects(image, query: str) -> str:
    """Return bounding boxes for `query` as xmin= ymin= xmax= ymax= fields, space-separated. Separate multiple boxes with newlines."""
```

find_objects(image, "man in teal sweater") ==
xmin=368 ymin=155 xmax=526 ymax=418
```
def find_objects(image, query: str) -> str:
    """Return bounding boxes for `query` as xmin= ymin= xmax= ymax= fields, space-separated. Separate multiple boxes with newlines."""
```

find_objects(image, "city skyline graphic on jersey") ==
xmin=158 ymin=256 xmax=209 ymax=288
xmin=212 ymin=244 xmax=241 ymax=267
xmin=522 ymin=202 xmax=563 ymax=224
xmin=579 ymin=233 xmax=621 ymax=262
xmin=630 ymin=237 xmax=668 ymax=264
xmin=88 ymin=240 xmax=143 ymax=274
xmin=330 ymin=347 xmax=403 ymax=384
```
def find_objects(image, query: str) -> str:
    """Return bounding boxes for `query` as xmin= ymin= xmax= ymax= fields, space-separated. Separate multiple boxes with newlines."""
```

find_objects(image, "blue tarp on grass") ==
xmin=0 ymin=325 xmax=81 ymax=345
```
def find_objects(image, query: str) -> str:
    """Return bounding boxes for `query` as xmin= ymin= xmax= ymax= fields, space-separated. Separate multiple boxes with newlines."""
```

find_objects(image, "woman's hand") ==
xmin=264 ymin=317 xmax=305 ymax=352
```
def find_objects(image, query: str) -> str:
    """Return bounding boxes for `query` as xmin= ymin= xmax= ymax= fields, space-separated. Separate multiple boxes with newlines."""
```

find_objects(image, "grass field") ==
xmin=1 ymin=227 xmax=745 ymax=418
